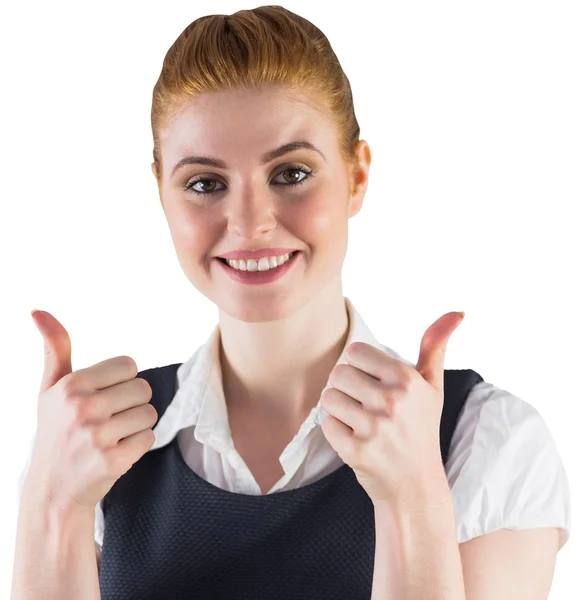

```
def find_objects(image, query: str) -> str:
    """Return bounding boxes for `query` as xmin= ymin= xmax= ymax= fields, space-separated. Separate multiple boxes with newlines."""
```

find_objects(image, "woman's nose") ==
xmin=226 ymin=190 xmax=277 ymax=239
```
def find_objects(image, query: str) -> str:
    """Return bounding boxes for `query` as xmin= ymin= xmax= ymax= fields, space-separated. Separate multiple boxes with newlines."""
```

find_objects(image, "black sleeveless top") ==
xmin=98 ymin=363 xmax=484 ymax=600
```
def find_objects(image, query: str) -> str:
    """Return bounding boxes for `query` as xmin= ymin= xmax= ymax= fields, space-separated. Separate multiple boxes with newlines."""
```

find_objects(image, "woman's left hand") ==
xmin=320 ymin=311 xmax=465 ymax=507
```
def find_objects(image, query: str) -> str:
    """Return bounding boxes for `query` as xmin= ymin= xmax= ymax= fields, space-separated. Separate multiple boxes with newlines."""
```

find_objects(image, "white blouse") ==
xmin=16 ymin=297 xmax=572 ymax=553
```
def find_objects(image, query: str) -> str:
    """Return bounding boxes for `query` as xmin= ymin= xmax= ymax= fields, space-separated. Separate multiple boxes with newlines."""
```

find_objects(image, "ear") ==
xmin=347 ymin=140 xmax=372 ymax=219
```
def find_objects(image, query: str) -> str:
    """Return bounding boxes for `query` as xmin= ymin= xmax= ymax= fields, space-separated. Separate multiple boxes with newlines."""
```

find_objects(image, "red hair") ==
xmin=151 ymin=5 xmax=361 ymax=180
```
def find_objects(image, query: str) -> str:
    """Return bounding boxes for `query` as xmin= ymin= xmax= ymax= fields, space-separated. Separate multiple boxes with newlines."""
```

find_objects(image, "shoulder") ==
xmin=446 ymin=380 xmax=572 ymax=549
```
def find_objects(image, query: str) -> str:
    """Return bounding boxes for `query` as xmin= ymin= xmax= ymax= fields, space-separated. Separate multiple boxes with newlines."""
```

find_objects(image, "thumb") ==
xmin=415 ymin=311 xmax=465 ymax=396
xmin=31 ymin=309 xmax=73 ymax=393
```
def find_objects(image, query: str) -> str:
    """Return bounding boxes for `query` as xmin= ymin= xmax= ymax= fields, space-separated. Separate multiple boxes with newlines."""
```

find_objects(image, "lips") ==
xmin=216 ymin=248 xmax=299 ymax=260
xmin=215 ymin=250 xmax=301 ymax=285
xmin=218 ymin=251 xmax=298 ymax=268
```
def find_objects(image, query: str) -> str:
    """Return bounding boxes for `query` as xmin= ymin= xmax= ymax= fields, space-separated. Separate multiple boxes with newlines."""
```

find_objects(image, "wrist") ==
xmin=20 ymin=478 xmax=95 ymax=522
xmin=373 ymin=466 xmax=452 ymax=513
xmin=373 ymin=478 xmax=458 ymax=564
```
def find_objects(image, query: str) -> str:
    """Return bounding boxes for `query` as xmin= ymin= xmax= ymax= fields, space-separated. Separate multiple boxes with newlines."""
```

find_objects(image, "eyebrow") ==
xmin=170 ymin=140 xmax=327 ymax=178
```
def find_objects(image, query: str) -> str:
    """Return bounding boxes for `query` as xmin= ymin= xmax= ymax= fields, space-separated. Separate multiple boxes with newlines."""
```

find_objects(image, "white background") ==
xmin=1 ymin=1 xmax=579 ymax=597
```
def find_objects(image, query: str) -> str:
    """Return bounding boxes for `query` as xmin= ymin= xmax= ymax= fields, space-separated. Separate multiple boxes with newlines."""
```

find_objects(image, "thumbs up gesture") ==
xmin=23 ymin=310 xmax=158 ymax=512
xmin=320 ymin=311 xmax=465 ymax=507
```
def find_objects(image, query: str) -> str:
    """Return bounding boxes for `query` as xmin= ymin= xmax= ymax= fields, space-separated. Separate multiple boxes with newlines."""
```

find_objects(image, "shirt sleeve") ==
xmin=446 ymin=380 xmax=572 ymax=550
xmin=95 ymin=499 xmax=105 ymax=550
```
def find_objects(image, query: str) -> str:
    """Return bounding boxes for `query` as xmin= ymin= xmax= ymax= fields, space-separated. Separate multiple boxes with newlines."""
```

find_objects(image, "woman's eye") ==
xmin=184 ymin=165 xmax=313 ymax=197
xmin=186 ymin=178 xmax=223 ymax=195
xmin=276 ymin=167 xmax=309 ymax=185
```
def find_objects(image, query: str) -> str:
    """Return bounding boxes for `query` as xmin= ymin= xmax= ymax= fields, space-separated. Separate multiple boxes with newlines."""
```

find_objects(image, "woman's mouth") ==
xmin=215 ymin=250 xmax=301 ymax=285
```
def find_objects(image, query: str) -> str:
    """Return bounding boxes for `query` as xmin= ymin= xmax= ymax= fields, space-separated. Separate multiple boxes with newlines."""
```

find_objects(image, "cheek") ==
xmin=165 ymin=202 xmax=217 ymax=255
xmin=292 ymin=192 xmax=349 ymax=247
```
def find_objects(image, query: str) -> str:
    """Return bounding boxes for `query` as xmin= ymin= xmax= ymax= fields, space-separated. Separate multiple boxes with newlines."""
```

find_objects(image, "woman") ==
xmin=12 ymin=5 xmax=571 ymax=600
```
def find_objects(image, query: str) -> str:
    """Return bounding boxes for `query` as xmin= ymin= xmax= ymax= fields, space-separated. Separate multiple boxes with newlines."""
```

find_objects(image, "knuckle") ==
xmin=88 ymin=426 xmax=105 ymax=450
xmin=143 ymin=404 xmax=158 ymax=427
xmin=377 ymin=387 xmax=396 ymax=416
xmin=330 ymin=364 xmax=346 ymax=383
xmin=321 ymin=387 xmax=336 ymax=407
xmin=121 ymin=356 xmax=138 ymax=376
xmin=146 ymin=403 xmax=158 ymax=421
xmin=336 ymin=364 xmax=350 ymax=375
xmin=346 ymin=341 xmax=362 ymax=356
xmin=143 ymin=428 xmax=156 ymax=447
xmin=398 ymin=365 xmax=414 ymax=388
xmin=377 ymin=386 xmax=390 ymax=406
xmin=378 ymin=381 xmax=392 ymax=399
xmin=68 ymin=396 xmax=91 ymax=425
xmin=136 ymin=377 xmax=152 ymax=401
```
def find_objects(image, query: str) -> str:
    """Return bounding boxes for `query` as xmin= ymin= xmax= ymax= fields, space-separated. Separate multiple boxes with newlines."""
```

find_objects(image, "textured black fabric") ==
xmin=98 ymin=363 xmax=483 ymax=600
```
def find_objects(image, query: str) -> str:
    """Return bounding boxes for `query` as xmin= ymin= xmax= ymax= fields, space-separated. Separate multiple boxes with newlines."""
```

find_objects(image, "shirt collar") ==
xmin=151 ymin=296 xmax=413 ymax=451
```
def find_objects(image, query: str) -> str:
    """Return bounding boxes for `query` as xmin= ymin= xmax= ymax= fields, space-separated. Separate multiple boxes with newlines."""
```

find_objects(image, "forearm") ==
xmin=11 ymin=485 xmax=101 ymax=600
xmin=371 ymin=479 xmax=466 ymax=600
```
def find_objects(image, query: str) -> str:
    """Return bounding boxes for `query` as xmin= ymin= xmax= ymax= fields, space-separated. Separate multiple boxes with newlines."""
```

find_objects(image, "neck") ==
xmin=218 ymin=283 xmax=350 ymax=421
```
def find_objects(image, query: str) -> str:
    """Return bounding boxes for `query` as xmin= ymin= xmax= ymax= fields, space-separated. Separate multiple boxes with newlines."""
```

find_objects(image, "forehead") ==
xmin=159 ymin=86 xmax=336 ymax=165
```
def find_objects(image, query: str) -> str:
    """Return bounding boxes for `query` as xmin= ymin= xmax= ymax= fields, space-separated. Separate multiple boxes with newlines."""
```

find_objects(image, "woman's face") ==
xmin=153 ymin=85 xmax=370 ymax=322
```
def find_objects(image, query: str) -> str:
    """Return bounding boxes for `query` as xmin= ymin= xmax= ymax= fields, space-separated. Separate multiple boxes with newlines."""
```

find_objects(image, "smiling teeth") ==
xmin=226 ymin=252 xmax=294 ymax=272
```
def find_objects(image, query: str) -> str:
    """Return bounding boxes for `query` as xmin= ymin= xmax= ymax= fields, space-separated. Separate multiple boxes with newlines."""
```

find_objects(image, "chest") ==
xmin=101 ymin=446 xmax=376 ymax=600
xmin=228 ymin=411 xmax=304 ymax=494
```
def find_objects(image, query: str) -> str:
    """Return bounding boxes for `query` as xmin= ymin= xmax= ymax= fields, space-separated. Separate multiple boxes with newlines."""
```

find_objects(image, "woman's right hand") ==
xmin=22 ymin=310 xmax=158 ymax=512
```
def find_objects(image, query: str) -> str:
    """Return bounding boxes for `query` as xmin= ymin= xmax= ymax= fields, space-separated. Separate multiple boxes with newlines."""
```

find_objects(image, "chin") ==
xmin=217 ymin=291 xmax=302 ymax=323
